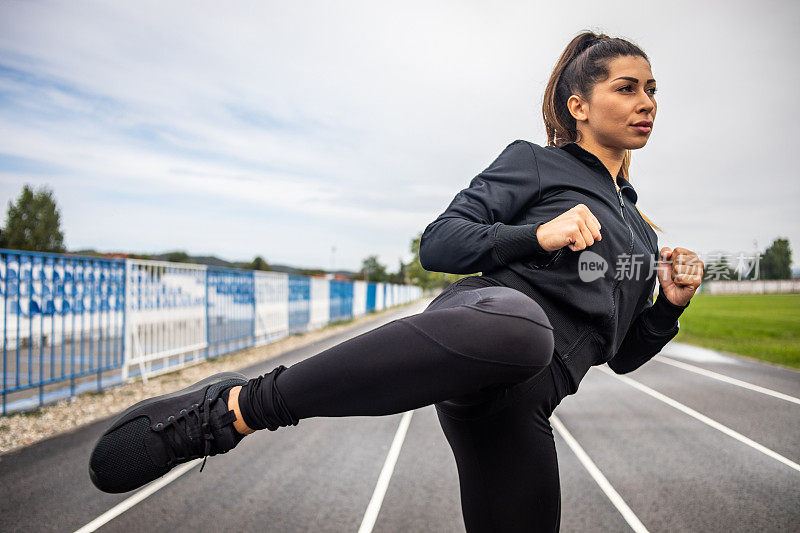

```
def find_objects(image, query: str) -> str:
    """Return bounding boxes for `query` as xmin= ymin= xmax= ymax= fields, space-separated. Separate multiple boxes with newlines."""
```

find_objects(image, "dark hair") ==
xmin=543 ymin=30 xmax=662 ymax=232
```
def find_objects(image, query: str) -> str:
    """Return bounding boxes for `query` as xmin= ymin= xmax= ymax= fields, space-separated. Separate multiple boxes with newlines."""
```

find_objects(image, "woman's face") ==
xmin=571 ymin=55 xmax=657 ymax=150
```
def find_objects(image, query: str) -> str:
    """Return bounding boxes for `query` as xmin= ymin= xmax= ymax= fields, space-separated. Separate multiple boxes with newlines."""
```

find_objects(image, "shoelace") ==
xmin=152 ymin=398 xmax=216 ymax=472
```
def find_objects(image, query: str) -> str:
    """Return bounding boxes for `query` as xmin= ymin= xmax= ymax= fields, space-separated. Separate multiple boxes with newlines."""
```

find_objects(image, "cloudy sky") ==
xmin=0 ymin=1 xmax=797 ymax=272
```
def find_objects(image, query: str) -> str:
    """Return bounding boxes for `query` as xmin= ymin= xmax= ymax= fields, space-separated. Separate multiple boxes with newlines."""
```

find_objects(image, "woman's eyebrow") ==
xmin=611 ymin=76 xmax=657 ymax=84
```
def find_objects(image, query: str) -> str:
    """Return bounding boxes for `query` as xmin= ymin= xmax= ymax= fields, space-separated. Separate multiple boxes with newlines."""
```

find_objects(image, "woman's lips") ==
xmin=631 ymin=125 xmax=652 ymax=133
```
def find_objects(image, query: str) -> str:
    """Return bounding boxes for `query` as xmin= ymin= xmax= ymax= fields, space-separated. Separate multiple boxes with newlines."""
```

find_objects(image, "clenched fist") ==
xmin=536 ymin=203 xmax=603 ymax=252
xmin=657 ymin=247 xmax=703 ymax=306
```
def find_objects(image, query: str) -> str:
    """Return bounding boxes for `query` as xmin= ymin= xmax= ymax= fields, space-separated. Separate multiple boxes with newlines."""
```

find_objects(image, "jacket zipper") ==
xmin=610 ymin=183 xmax=635 ymax=321
xmin=564 ymin=180 xmax=635 ymax=362
xmin=617 ymin=187 xmax=635 ymax=260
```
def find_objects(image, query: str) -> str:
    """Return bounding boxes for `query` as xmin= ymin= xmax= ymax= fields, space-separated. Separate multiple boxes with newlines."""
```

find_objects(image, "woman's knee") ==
xmin=402 ymin=289 xmax=555 ymax=369
xmin=467 ymin=287 xmax=554 ymax=367
xmin=497 ymin=311 xmax=554 ymax=369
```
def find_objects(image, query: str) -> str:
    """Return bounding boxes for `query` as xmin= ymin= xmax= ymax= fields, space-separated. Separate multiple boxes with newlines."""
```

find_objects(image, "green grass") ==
xmin=673 ymin=293 xmax=800 ymax=369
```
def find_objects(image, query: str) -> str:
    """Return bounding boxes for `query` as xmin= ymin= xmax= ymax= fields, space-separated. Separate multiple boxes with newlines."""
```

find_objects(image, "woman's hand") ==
xmin=536 ymin=203 xmax=603 ymax=252
xmin=657 ymin=246 xmax=704 ymax=306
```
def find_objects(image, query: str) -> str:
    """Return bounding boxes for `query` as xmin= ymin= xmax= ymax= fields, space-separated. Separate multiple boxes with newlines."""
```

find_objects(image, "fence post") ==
xmin=2 ymin=254 xmax=7 ymax=416
xmin=121 ymin=259 xmax=130 ymax=382
xmin=205 ymin=267 xmax=210 ymax=359
xmin=251 ymin=271 xmax=256 ymax=348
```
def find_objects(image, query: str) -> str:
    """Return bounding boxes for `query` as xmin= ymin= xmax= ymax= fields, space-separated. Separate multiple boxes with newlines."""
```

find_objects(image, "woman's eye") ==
xmin=618 ymin=85 xmax=658 ymax=95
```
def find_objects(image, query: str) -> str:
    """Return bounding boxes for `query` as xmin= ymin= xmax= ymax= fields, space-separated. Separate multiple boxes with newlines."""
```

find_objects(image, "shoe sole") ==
xmin=89 ymin=371 xmax=248 ymax=491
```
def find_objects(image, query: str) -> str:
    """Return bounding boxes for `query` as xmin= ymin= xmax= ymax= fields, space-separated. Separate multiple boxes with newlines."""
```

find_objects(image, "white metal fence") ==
xmin=0 ymin=249 xmax=422 ymax=415
xmin=699 ymin=279 xmax=800 ymax=294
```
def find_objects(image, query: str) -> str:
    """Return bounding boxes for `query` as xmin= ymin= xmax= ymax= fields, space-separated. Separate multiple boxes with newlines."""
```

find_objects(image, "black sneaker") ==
xmin=89 ymin=371 xmax=249 ymax=493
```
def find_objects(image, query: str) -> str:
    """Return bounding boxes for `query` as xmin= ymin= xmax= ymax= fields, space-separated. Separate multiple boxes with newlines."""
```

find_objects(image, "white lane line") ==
xmin=358 ymin=410 xmax=414 ymax=533
xmin=653 ymin=355 xmax=800 ymax=405
xmin=597 ymin=366 xmax=800 ymax=473
xmin=74 ymin=459 xmax=202 ymax=533
xmin=552 ymin=415 xmax=649 ymax=533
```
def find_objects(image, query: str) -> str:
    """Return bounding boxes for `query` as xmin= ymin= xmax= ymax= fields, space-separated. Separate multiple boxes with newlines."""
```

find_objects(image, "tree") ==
xmin=759 ymin=237 xmax=792 ymax=280
xmin=0 ymin=184 xmax=65 ymax=252
xmin=298 ymin=267 xmax=326 ymax=277
xmin=388 ymin=258 xmax=408 ymax=284
xmin=246 ymin=256 xmax=270 ymax=271
xmin=164 ymin=251 xmax=193 ymax=264
xmin=703 ymin=252 xmax=735 ymax=281
xmin=359 ymin=255 xmax=389 ymax=282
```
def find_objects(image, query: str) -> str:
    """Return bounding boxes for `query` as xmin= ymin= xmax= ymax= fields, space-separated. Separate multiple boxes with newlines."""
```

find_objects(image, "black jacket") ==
xmin=419 ymin=139 xmax=690 ymax=390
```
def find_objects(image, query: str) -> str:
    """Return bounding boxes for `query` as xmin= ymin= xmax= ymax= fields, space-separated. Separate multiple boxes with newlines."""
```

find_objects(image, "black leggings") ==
xmin=238 ymin=275 xmax=572 ymax=532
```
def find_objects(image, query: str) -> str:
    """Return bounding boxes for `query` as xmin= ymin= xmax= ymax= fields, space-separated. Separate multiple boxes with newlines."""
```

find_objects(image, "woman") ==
xmin=89 ymin=31 xmax=704 ymax=531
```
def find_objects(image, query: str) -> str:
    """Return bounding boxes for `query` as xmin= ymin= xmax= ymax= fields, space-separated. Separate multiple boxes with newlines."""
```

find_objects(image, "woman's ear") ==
xmin=567 ymin=94 xmax=588 ymax=122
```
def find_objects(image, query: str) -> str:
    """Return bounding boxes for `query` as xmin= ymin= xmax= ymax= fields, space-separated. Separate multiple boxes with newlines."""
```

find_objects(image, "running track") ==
xmin=1 ymin=297 xmax=797 ymax=532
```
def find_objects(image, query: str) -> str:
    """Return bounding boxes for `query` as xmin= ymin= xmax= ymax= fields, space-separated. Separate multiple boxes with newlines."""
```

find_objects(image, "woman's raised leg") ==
xmin=89 ymin=278 xmax=555 ymax=493
xmin=236 ymin=282 xmax=555 ymax=430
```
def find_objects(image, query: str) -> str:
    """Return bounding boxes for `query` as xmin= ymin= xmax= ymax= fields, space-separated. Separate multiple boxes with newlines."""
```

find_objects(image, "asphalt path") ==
xmin=0 ymin=297 xmax=797 ymax=532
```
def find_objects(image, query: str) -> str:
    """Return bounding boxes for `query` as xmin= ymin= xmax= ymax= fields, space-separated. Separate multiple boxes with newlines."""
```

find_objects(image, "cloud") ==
xmin=0 ymin=0 xmax=798 ymax=270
